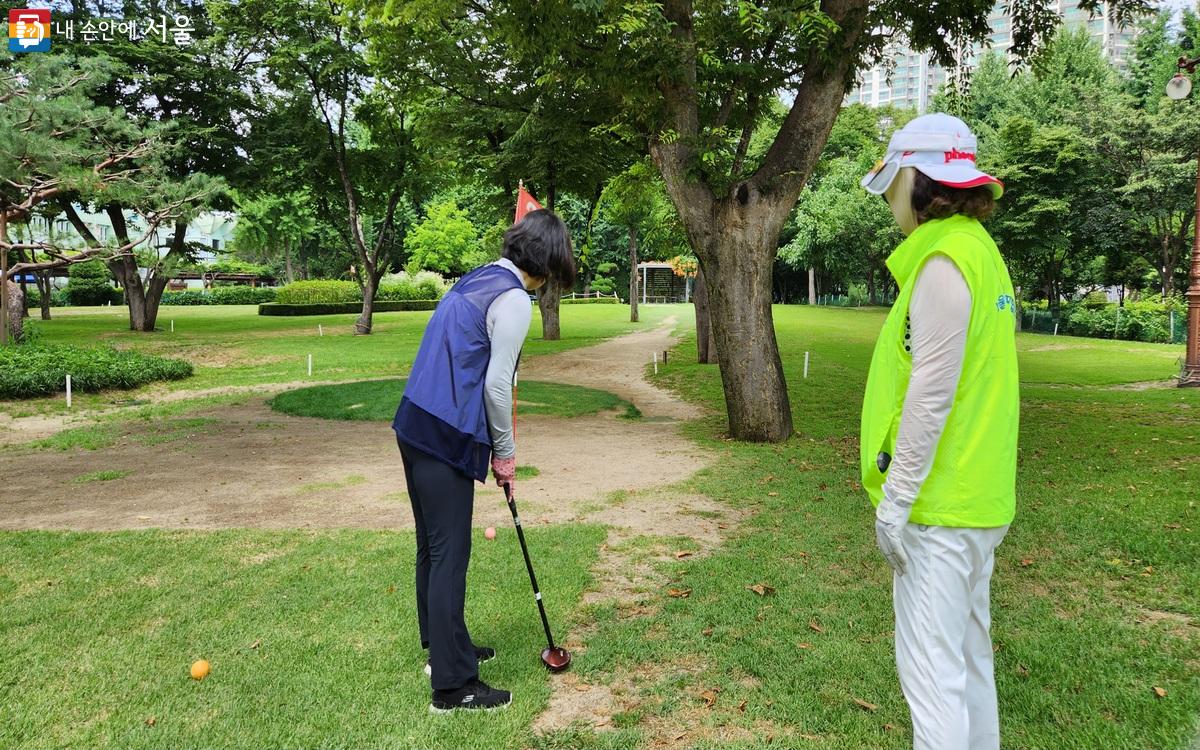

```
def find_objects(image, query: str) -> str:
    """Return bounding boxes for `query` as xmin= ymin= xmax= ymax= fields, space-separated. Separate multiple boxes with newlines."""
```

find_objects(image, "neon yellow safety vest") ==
xmin=860 ymin=214 xmax=1019 ymax=528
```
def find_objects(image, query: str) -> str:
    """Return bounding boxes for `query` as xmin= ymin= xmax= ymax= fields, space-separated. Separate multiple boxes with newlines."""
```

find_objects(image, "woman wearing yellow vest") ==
xmin=859 ymin=114 xmax=1019 ymax=750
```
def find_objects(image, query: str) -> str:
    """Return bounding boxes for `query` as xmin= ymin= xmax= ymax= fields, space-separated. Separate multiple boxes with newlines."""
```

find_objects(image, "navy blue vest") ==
xmin=393 ymin=264 xmax=526 ymax=481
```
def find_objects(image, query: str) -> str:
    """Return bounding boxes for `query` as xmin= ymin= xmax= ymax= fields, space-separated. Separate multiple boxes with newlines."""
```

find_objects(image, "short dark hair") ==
xmin=502 ymin=209 xmax=576 ymax=288
xmin=911 ymin=171 xmax=996 ymax=224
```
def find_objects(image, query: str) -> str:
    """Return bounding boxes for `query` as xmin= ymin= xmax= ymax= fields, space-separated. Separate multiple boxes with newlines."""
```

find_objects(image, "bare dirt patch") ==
xmin=0 ymin=321 xmax=714 ymax=534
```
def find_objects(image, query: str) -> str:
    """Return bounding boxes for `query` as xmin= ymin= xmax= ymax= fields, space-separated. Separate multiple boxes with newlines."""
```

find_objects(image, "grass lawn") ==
xmin=3 ymin=303 xmax=1197 ymax=749
xmin=0 ymin=527 xmax=605 ymax=750
xmin=9 ymin=304 xmax=676 ymax=415
xmin=268 ymin=379 xmax=635 ymax=421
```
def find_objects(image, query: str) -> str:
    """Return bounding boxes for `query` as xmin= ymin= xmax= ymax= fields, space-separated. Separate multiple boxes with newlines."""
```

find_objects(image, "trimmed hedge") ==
xmin=160 ymin=287 xmax=277 ymax=306
xmin=561 ymin=297 xmax=620 ymax=305
xmin=275 ymin=280 xmax=361 ymax=304
xmin=258 ymin=300 xmax=440 ymax=316
xmin=0 ymin=343 xmax=193 ymax=399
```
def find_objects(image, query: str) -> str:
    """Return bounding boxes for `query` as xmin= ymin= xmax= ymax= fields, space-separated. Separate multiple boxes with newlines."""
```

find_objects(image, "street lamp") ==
xmin=1168 ymin=55 xmax=1200 ymax=387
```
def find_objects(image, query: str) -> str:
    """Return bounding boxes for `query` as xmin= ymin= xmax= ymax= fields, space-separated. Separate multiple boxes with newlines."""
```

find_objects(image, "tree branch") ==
xmin=749 ymin=0 xmax=870 ymax=198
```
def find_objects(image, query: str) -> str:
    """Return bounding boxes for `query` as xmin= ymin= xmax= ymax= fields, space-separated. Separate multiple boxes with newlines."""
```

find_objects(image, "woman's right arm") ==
xmin=483 ymin=288 xmax=533 ymax=458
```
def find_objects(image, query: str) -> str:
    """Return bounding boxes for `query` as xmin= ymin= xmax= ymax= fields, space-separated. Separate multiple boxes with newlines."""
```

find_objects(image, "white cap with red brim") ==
xmin=860 ymin=113 xmax=1003 ymax=199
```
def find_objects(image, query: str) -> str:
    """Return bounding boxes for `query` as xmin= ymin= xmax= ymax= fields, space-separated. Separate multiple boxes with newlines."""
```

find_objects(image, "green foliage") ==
xmin=65 ymin=261 xmax=120 ymax=307
xmin=204 ymin=258 xmax=274 ymax=277
xmin=378 ymin=271 xmax=448 ymax=301
xmin=258 ymin=301 xmax=439 ymax=316
xmin=560 ymin=297 xmax=620 ymax=305
xmin=159 ymin=288 xmax=278 ymax=306
xmin=275 ymin=280 xmax=362 ymax=305
xmin=1061 ymin=297 xmax=1186 ymax=343
xmin=782 ymin=153 xmax=901 ymax=302
xmin=405 ymin=199 xmax=486 ymax=275
xmin=0 ymin=344 xmax=192 ymax=399
xmin=589 ymin=262 xmax=618 ymax=294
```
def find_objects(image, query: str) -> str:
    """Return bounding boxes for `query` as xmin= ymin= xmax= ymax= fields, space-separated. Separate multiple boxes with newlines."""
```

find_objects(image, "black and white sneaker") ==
xmin=429 ymin=679 xmax=512 ymax=713
xmin=424 ymin=645 xmax=495 ymax=677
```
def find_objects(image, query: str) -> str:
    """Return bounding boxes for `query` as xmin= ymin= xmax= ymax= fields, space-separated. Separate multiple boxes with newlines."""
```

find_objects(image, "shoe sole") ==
xmin=428 ymin=696 xmax=512 ymax=714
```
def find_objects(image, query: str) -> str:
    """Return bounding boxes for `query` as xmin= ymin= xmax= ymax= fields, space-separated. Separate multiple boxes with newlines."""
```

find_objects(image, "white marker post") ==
xmin=318 ymin=324 xmax=324 ymax=337
xmin=1115 ymin=308 xmax=1122 ymax=338
xmin=307 ymin=354 xmax=313 ymax=377
xmin=1170 ymin=310 xmax=1176 ymax=342
xmin=804 ymin=351 xmax=810 ymax=379
xmin=652 ymin=351 xmax=658 ymax=375
xmin=170 ymin=320 xmax=175 ymax=333
xmin=1053 ymin=322 xmax=1059 ymax=336
xmin=66 ymin=374 xmax=72 ymax=408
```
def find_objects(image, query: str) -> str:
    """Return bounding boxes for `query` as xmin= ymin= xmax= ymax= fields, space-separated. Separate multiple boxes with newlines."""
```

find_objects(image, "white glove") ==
xmin=875 ymin=485 xmax=913 ymax=576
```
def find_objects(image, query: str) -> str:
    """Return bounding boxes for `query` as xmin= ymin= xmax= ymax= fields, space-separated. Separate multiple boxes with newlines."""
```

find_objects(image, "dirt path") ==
xmin=0 ymin=318 xmax=713 ymax=532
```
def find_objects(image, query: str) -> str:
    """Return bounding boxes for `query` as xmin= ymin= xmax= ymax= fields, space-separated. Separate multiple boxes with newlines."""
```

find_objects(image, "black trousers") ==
xmin=398 ymin=439 xmax=477 ymax=691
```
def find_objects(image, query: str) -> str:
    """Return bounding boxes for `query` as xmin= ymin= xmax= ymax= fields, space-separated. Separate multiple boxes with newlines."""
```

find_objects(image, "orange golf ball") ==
xmin=190 ymin=659 xmax=210 ymax=680
xmin=485 ymin=527 xmax=496 ymax=540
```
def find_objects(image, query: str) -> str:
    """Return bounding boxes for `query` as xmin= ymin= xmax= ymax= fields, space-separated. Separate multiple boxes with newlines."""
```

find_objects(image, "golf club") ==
xmin=503 ymin=483 xmax=571 ymax=672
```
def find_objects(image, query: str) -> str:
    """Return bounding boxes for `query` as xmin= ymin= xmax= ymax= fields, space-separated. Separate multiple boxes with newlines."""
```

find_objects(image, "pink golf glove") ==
xmin=491 ymin=455 xmax=516 ymax=493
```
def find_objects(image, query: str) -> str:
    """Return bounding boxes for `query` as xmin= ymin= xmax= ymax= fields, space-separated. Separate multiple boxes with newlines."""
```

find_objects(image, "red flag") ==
xmin=515 ymin=183 xmax=543 ymax=223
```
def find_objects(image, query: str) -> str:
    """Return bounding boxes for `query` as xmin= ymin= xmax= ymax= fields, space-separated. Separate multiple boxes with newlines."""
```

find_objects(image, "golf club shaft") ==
xmin=505 ymin=486 xmax=557 ymax=650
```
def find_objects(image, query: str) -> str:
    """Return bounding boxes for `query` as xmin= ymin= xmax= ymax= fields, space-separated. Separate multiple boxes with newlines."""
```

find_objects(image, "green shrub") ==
xmin=159 ymin=290 xmax=209 ymax=306
xmin=258 ymin=300 xmax=439 ymax=316
xmin=848 ymin=283 xmax=869 ymax=307
xmin=66 ymin=261 xmax=120 ymax=306
xmin=379 ymin=271 xmax=447 ymax=302
xmin=159 ymin=287 xmax=277 ymax=305
xmin=275 ymin=280 xmax=361 ymax=304
xmin=1061 ymin=297 xmax=1183 ymax=343
xmin=0 ymin=344 xmax=193 ymax=399
xmin=211 ymin=286 xmax=275 ymax=305
xmin=561 ymin=297 xmax=619 ymax=305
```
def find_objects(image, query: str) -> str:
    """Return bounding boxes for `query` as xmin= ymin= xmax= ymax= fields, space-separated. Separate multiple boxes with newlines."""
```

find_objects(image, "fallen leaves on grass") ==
xmin=737 ymin=699 xmax=747 ymax=714
xmin=852 ymin=697 xmax=879 ymax=712
xmin=747 ymin=583 xmax=776 ymax=596
xmin=699 ymin=688 xmax=720 ymax=708
xmin=797 ymin=642 xmax=813 ymax=649
xmin=1019 ymin=558 xmax=1035 ymax=567
xmin=1154 ymin=686 xmax=1168 ymax=698
xmin=808 ymin=620 xmax=825 ymax=634
xmin=702 ymin=627 xmax=714 ymax=636
xmin=144 ymin=717 xmax=156 ymax=727
xmin=668 ymin=587 xmax=692 ymax=599
xmin=674 ymin=551 xmax=693 ymax=559
xmin=247 ymin=639 xmax=261 ymax=650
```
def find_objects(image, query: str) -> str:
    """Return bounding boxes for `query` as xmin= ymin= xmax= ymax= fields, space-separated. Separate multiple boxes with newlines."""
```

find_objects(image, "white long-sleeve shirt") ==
xmin=483 ymin=258 xmax=532 ymax=459
xmin=882 ymin=254 xmax=972 ymax=511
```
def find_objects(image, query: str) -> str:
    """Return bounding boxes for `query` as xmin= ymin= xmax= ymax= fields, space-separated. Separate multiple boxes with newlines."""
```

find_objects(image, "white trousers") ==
xmin=894 ymin=523 xmax=1009 ymax=750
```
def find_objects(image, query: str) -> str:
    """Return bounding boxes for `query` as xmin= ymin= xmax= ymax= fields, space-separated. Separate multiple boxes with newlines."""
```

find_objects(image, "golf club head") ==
xmin=542 ymin=646 xmax=571 ymax=673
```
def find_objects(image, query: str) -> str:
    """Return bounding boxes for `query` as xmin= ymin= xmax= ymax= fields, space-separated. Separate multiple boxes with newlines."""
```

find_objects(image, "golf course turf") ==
xmin=0 ymin=304 xmax=1196 ymax=749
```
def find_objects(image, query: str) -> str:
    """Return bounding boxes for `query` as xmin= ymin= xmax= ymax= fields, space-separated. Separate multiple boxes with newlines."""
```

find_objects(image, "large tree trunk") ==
xmin=693 ymin=266 xmax=717 ymax=365
xmin=537 ymin=282 xmax=561 ymax=340
xmin=695 ymin=213 xmax=792 ymax=441
xmin=355 ymin=270 xmax=379 ymax=335
xmin=538 ymin=165 xmax=563 ymax=340
xmin=35 ymin=271 xmax=51 ymax=320
xmin=284 ymin=238 xmax=295 ymax=284
xmin=4 ymin=281 xmax=23 ymax=343
xmin=628 ymin=226 xmax=639 ymax=323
